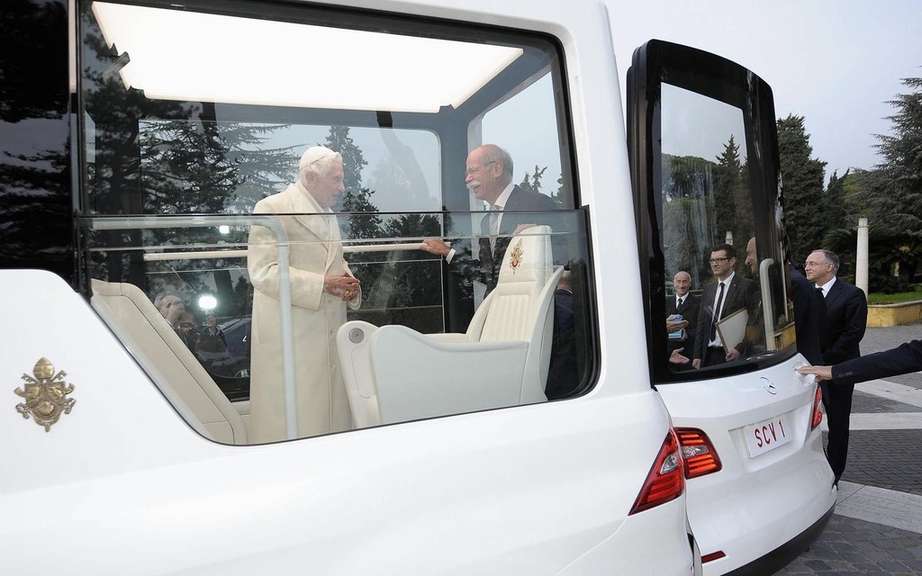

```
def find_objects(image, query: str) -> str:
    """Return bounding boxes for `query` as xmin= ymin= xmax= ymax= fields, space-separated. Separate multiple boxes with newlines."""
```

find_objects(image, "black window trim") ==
xmin=627 ymin=39 xmax=796 ymax=386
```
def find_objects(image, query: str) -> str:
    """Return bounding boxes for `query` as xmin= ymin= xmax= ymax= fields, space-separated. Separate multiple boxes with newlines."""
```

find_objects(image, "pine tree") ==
xmin=872 ymin=77 xmax=922 ymax=241
xmin=860 ymin=77 xmax=922 ymax=290
xmin=777 ymin=115 xmax=827 ymax=265
xmin=324 ymin=126 xmax=382 ymax=240
xmin=322 ymin=126 xmax=384 ymax=308
xmin=139 ymin=119 xmax=296 ymax=214
xmin=518 ymin=165 xmax=548 ymax=195
xmin=713 ymin=135 xmax=742 ymax=246
xmin=821 ymin=169 xmax=849 ymax=248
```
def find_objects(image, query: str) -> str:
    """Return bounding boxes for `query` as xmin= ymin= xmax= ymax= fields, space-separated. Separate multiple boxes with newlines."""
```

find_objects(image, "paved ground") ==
xmin=852 ymin=392 xmax=922 ymax=414
xmin=773 ymin=324 xmax=922 ymax=575
xmin=843 ymin=431 xmax=922 ymax=496
xmin=861 ymin=324 xmax=922 ymax=389
xmin=777 ymin=514 xmax=922 ymax=575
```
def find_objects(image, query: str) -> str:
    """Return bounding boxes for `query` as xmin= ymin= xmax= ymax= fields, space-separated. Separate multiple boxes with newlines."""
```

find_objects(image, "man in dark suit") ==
xmin=421 ymin=144 xmax=558 ymax=293
xmin=804 ymin=249 xmax=868 ymax=484
xmin=790 ymin=266 xmax=827 ymax=365
xmin=692 ymin=244 xmax=760 ymax=368
xmin=799 ymin=339 xmax=922 ymax=384
xmin=744 ymin=237 xmax=825 ymax=363
xmin=422 ymin=144 xmax=570 ymax=397
xmin=665 ymin=270 xmax=699 ymax=365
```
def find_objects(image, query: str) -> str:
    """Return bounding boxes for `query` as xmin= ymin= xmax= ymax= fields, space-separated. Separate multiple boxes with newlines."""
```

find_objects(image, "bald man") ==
xmin=422 ymin=144 xmax=558 ymax=294
xmin=666 ymin=271 xmax=700 ymax=363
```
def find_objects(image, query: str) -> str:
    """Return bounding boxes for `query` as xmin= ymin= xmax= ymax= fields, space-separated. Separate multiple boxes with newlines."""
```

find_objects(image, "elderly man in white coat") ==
xmin=247 ymin=145 xmax=361 ymax=443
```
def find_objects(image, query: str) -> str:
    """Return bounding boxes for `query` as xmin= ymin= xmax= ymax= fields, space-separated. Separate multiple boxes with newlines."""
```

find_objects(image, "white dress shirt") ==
xmin=816 ymin=276 xmax=837 ymax=298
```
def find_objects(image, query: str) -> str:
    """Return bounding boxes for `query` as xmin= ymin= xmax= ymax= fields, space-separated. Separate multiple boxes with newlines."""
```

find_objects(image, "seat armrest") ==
xmin=370 ymin=325 xmax=528 ymax=424
xmin=337 ymin=321 xmax=382 ymax=428
xmin=425 ymin=333 xmax=472 ymax=344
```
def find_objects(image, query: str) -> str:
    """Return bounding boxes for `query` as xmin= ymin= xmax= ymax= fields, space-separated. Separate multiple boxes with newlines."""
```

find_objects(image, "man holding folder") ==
xmin=692 ymin=244 xmax=760 ymax=368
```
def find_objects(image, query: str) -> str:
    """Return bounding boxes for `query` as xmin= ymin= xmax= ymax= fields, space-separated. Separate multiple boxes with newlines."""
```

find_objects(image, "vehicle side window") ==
xmin=78 ymin=0 xmax=595 ymax=444
xmin=656 ymin=83 xmax=794 ymax=379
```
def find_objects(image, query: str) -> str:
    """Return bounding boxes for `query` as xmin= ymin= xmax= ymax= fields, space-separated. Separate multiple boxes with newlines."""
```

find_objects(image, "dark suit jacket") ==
xmin=693 ymin=273 xmax=759 ymax=360
xmin=833 ymin=339 xmax=922 ymax=384
xmin=790 ymin=267 xmax=826 ymax=365
xmin=666 ymin=292 xmax=700 ymax=354
xmin=452 ymin=185 xmax=559 ymax=291
xmin=820 ymin=278 xmax=867 ymax=365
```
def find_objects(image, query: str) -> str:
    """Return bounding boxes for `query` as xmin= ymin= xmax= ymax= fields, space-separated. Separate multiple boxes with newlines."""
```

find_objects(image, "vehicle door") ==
xmin=627 ymin=40 xmax=836 ymax=575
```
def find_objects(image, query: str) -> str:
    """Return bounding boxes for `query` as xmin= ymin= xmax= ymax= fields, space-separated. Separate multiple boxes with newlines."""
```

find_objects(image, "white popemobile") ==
xmin=1 ymin=0 xmax=834 ymax=575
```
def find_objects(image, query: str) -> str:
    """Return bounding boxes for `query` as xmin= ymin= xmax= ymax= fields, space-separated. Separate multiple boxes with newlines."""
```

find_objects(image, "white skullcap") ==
xmin=298 ymin=145 xmax=340 ymax=175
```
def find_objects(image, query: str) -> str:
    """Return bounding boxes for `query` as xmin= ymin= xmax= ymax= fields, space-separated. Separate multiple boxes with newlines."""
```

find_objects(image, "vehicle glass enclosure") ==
xmin=628 ymin=40 xmax=795 ymax=383
xmin=77 ymin=0 xmax=595 ymax=444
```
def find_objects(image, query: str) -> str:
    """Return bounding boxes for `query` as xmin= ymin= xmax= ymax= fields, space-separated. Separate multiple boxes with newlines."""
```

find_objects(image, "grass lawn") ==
xmin=868 ymin=288 xmax=922 ymax=305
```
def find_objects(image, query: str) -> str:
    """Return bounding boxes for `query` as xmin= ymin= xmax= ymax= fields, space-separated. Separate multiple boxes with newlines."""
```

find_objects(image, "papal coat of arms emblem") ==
xmin=14 ymin=358 xmax=76 ymax=432
xmin=509 ymin=240 xmax=524 ymax=273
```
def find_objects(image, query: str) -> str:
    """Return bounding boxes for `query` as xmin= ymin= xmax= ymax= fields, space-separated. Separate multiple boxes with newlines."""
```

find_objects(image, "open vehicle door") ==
xmin=627 ymin=40 xmax=836 ymax=575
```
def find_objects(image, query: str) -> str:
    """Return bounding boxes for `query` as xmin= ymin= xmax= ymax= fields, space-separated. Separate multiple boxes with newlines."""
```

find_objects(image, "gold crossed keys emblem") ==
xmin=509 ymin=240 xmax=524 ymax=273
xmin=14 ymin=358 xmax=76 ymax=432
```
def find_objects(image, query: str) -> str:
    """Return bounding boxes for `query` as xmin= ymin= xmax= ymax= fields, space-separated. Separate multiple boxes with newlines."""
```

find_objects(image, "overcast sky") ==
xmin=606 ymin=0 xmax=922 ymax=180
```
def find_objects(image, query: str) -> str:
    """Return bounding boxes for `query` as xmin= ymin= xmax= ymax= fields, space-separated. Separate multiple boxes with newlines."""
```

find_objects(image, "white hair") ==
xmin=298 ymin=145 xmax=342 ymax=188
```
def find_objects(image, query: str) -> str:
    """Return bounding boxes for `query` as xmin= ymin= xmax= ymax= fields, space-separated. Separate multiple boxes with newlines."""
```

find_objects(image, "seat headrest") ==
xmin=497 ymin=224 xmax=552 ymax=286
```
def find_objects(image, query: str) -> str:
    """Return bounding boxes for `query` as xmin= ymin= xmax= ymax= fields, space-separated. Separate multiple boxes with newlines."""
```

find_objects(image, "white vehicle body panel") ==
xmin=1 ymin=270 xmax=691 ymax=574
xmin=660 ymin=360 xmax=836 ymax=575
xmin=1 ymin=0 xmax=694 ymax=555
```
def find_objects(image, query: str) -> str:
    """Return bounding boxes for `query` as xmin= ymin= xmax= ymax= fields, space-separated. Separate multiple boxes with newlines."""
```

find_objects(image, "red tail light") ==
xmin=811 ymin=385 xmax=824 ymax=429
xmin=629 ymin=429 xmax=685 ymax=515
xmin=676 ymin=428 xmax=722 ymax=478
xmin=701 ymin=551 xmax=726 ymax=563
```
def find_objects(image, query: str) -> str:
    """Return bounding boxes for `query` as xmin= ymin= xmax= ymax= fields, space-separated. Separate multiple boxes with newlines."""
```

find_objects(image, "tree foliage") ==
xmin=777 ymin=115 xmax=827 ymax=265
xmin=860 ymin=76 xmax=922 ymax=291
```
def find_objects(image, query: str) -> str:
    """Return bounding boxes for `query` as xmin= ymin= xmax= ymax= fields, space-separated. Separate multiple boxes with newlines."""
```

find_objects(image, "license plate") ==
xmin=744 ymin=414 xmax=791 ymax=458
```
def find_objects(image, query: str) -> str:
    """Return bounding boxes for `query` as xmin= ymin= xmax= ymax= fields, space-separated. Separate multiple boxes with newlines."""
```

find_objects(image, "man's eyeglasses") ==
xmin=465 ymin=160 xmax=497 ymax=176
xmin=709 ymin=257 xmax=730 ymax=263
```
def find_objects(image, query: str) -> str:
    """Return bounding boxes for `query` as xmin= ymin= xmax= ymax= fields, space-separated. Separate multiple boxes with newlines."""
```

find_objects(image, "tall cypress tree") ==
xmin=821 ymin=169 xmax=849 ymax=248
xmin=862 ymin=77 xmax=922 ymax=290
xmin=777 ymin=115 xmax=827 ymax=264
xmin=713 ymin=135 xmax=746 ymax=246
xmin=323 ymin=126 xmax=384 ymax=308
xmin=324 ymin=126 xmax=382 ymax=240
xmin=872 ymin=77 xmax=922 ymax=241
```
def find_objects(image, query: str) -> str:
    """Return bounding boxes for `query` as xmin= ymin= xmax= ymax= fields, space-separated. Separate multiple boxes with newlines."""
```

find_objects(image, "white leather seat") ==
xmin=337 ymin=225 xmax=562 ymax=427
xmin=90 ymin=280 xmax=248 ymax=444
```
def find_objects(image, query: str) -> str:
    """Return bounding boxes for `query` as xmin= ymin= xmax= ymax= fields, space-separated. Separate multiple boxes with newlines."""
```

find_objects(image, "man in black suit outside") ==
xmin=744 ymin=236 xmax=825 ymax=364
xmin=666 ymin=271 xmax=699 ymax=365
xmin=692 ymin=244 xmax=760 ymax=369
xmin=421 ymin=144 xmax=558 ymax=293
xmin=804 ymin=249 xmax=868 ymax=484
xmin=799 ymin=339 xmax=922 ymax=384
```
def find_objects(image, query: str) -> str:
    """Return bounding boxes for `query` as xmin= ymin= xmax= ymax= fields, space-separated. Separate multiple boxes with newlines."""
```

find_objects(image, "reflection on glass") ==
xmin=81 ymin=207 xmax=591 ymax=443
xmin=78 ymin=0 xmax=587 ymax=443
xmin=659 ymin=83 xmax=793 ymax=374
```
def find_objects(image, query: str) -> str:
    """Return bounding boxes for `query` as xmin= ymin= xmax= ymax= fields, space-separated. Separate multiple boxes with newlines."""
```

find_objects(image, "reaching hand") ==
xmin=797 ymin=365 xmax=833 ymax=381
xmin=420 ymin=238 xmax=451 ymax=257
xmin=692 ymin=359 xmax=701 ymax=369
xmin=725 ymin=348 xmax=741 ymax=362
xmin=669 ymin=347 xmax=690 ymax=365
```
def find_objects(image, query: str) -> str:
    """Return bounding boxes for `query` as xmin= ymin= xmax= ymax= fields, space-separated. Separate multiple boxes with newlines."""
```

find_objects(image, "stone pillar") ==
xmin=857 ymin=217 xmax=869 ymax=295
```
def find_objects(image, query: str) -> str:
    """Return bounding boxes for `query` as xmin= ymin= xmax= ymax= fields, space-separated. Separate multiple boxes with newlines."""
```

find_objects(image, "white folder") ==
xmin=717 ymin=308 xmax=749 ymax=354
